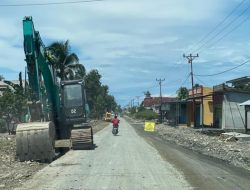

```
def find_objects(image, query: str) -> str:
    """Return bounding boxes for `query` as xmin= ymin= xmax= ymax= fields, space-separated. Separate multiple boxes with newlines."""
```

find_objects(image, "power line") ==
xmin=194 ymin=5 xmax=250 ymax=53
xmin=180 ymin=73 xmax=191 ymax=87
xmin=189 ymin=0 xmax=248 ymax=52
xmin=0 ymin=0 xmax=105 ymax=7
xmin=199 ymin=16 xmax=250 ymax=54
xmin=167 ymin=73 xmax=191 ymax=97
xmin=194 ymin=58 xmax=250 ymax=77
xmin=193 ymin=75 xmax=207 ymax=86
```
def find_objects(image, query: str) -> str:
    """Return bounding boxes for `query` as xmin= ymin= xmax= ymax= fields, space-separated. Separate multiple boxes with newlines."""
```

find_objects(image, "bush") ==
xmin=0 ymin=119 xmax=7 ymax=133
xmin=134 ymin=109 xmax=158 ymax=120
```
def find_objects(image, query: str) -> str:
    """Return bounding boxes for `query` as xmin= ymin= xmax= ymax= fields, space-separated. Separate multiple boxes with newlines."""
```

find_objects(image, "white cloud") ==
xmin=0 ymin=0 xmax=248 ymax=106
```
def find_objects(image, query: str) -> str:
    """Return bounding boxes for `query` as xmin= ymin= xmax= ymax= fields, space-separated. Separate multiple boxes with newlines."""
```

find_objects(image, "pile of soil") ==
xmin=156 ymin=124 xmax=250 ymax=171
xmin=0 ymin=120 xmax=109 ymax=190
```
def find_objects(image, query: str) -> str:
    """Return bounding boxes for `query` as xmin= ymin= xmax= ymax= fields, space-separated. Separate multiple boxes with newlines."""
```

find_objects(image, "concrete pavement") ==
xmin=17 ymin=118 xmax=192 ymax=190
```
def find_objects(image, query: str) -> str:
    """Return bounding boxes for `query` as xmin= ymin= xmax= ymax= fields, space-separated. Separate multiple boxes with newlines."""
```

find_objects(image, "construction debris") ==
xmin=221 ymin=132 xmax=250 ymax=142
xmin=0 ymin=120 xmax=109 ymax=190
xmin=156 ymin=124 xmax=250 ymax=171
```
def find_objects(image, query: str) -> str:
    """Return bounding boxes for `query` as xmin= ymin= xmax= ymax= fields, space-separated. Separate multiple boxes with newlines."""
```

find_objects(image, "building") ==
xmin=213 ymin=77 xmax=250 ymax=132
xmin=142 ymin=91 xmax=177 ymax=117
xmin=0 ymin=80 xmax=25 ymax=96
xmin=0 ymin=81 xmax=9 ymax=96
xmin=186 ymin=86 xmax=213 ymax=127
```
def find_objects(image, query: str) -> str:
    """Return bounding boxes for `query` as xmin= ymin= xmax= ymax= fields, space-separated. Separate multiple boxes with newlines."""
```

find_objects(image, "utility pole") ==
xmin=183 ymin=53 xmax=199 ymax=127
xmin=131 ymin=99 xmax=134 ymax=108
xmin=135 ymin=96 xmax=140 ymax=107
xmin=156 ymin=78 xmax=165 ymax=123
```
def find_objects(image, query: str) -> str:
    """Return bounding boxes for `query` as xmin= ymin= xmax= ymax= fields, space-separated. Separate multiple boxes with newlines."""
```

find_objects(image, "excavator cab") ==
xmin=61 ymin=80 xmax=93 ymax=150
xmin=61 ymin=80 xmax=88 ymax=125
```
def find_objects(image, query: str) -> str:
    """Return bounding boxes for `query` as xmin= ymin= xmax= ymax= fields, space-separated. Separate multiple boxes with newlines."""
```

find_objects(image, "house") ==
xmin=186 ymin=86 xmax=213 ymax=127
xmin=213 ymin=76 xmax=250 ymax=132
xmin=142 ymin=91 xmax=177 ymax=115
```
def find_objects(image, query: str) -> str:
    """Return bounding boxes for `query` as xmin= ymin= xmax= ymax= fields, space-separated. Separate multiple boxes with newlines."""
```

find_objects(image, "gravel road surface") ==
xmin=17 ymin=118 xmax=191 ymax=190
xmin=127 ymin=120 xmax=250 ymax=190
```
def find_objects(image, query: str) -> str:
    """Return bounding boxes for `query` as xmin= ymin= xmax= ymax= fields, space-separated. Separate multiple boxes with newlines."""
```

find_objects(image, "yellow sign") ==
xmin=144 ymin=121 xmax=155 ymax=132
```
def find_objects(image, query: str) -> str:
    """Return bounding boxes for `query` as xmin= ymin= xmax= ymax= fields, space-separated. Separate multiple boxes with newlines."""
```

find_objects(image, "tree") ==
xmin=64 ymin=63 xmax=86 ymax=80
xmin=177 ymin=87 xmax=189 ymax=100
xmin=84 ymin=69 xmax=118 ymax=118
xmin=2 ymin=75 xmax=27 ymax=122
xmin=194 ymin=83 xmax=201 ymax=88
xmin=0 ymin=75 xmax=4 ymax=81
xmin=47 ymin=40 xmax=84 ymax=80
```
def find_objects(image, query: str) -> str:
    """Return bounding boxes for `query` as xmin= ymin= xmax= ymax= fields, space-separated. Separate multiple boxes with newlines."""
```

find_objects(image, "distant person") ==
xmin=111 ymin=115 xmax=120 ymax=132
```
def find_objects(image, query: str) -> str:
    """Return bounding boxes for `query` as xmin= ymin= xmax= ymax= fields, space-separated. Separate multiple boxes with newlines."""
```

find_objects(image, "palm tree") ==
xmin=64 ymin=63 xmax=86 ymax=80
xmin=47 ymin=40 xmax=85 ymax=80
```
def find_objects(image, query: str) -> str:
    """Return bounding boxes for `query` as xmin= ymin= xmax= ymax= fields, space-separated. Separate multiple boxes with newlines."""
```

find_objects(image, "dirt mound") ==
xmin=0 ymin=120 xmax=109 ymax=190
xmin=156 ymin=124 xmax=250 ymax=171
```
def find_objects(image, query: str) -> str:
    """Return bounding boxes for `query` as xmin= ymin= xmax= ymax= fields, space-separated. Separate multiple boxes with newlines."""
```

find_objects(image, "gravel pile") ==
xmin=156 ymin=124 xmax=250 ymax=171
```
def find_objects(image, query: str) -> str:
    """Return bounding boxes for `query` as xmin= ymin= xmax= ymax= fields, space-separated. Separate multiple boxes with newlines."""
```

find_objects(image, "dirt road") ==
xmin=128 ymin=121 xmax=250 ymax=190
xmin=17 ymin=118 xmax=191 ymax=190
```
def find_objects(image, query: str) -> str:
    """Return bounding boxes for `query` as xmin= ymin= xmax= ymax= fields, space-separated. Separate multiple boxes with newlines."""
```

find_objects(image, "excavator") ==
xmin=16 ymin=17 xmax=93 ymax=162
xmin=104 ymin=112 xmax=112 ymax=122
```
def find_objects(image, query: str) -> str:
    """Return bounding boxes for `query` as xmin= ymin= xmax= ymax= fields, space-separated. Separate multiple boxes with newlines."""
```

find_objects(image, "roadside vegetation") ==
xmin=127 ymin=106 xmax=158 ymax=120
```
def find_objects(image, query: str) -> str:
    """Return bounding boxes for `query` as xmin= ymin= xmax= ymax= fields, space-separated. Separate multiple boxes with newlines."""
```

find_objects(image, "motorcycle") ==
xmin=112 ymin=125 xmax=119 ymax=135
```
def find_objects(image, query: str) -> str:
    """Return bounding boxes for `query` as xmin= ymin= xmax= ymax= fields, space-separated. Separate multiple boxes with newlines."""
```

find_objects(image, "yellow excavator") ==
xmin=104 ymin=112 xmax=112 ymax=122
xmin=16 ymin=17 xmax=93 ymax=162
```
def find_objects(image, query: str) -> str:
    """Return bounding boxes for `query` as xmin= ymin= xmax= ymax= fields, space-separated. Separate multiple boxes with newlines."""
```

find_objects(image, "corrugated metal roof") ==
xmin=226 ymin=76 xmax=250 ymax=84
xmin=239 ymin=100 xmax=250 ymax=106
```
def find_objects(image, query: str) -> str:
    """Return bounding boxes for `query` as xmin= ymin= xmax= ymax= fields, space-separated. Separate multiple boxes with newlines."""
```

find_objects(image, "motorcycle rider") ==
xmin=111 ymin=115 xmax=120 ymax=133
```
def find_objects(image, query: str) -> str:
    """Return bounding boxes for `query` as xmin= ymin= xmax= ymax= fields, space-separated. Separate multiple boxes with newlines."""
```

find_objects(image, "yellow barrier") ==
xmin=144 ymin=121 xmax=155 ymax=132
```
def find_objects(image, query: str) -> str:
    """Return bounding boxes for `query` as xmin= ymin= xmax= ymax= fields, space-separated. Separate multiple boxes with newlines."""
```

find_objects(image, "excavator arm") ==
xmin=23 ymin=16 xmax=60 ymax=122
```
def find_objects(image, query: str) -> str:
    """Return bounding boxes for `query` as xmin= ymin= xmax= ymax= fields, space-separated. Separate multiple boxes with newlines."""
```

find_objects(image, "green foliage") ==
xmin=0 ymin=75 xmax=27 ymax=122
xmin=0 ymin=119 xmax=6 ymax=132
xmin=194 ymin=83 xmax=201 ymax=88
xmin=47 ymin=40 xmax=84 ymax=80
xmin=47 ymin=41 xmax=118 ymax=118
xmin=84 ymin=69 xmax=118 ymax=118
xmin=128 ymin=107 xmax=137 ymax=114
xmin=177 ymin=86 xmax=189 ymax=100
xmin=134 ymin=109 xmax=158 ymax=120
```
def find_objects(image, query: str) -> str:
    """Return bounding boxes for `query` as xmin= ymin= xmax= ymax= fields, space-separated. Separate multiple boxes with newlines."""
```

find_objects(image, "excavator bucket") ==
xmin=16 ymin=122 xmax=55 ymax=162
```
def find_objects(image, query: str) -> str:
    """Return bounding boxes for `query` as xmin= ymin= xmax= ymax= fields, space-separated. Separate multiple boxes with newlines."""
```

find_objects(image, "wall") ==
xmin=222 ymin=92 xmax=250 ymax=131
xmin=202 ymin=87 xmax=213 ymax=126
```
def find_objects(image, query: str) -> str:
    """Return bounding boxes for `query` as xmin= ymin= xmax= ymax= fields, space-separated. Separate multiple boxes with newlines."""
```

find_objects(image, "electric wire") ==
xmin=194 ymin=5 xmax=250 ymax=53
xmin=189 ymin=0 xmax=248 ymax=52
xmin=0 ymin=0 xmax=105 ymax=7
xmin=193 ymin=75 xmax=207 ymax=86
xmin=198 ymin=16 xmax=250 ymax=54
xmin=194 ymin=58 xmax=250 ymax=77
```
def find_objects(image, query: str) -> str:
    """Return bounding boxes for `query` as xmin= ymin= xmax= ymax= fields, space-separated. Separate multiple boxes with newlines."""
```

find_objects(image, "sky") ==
xmin=0 ymin=0 xmax=250 ymax=107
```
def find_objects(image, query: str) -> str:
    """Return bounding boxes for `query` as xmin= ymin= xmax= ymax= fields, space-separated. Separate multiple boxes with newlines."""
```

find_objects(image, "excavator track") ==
xmin=16 ymin=122 xmax=55 ymax=162
xmin=71 ymin=125 xmax=93 ymax=150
